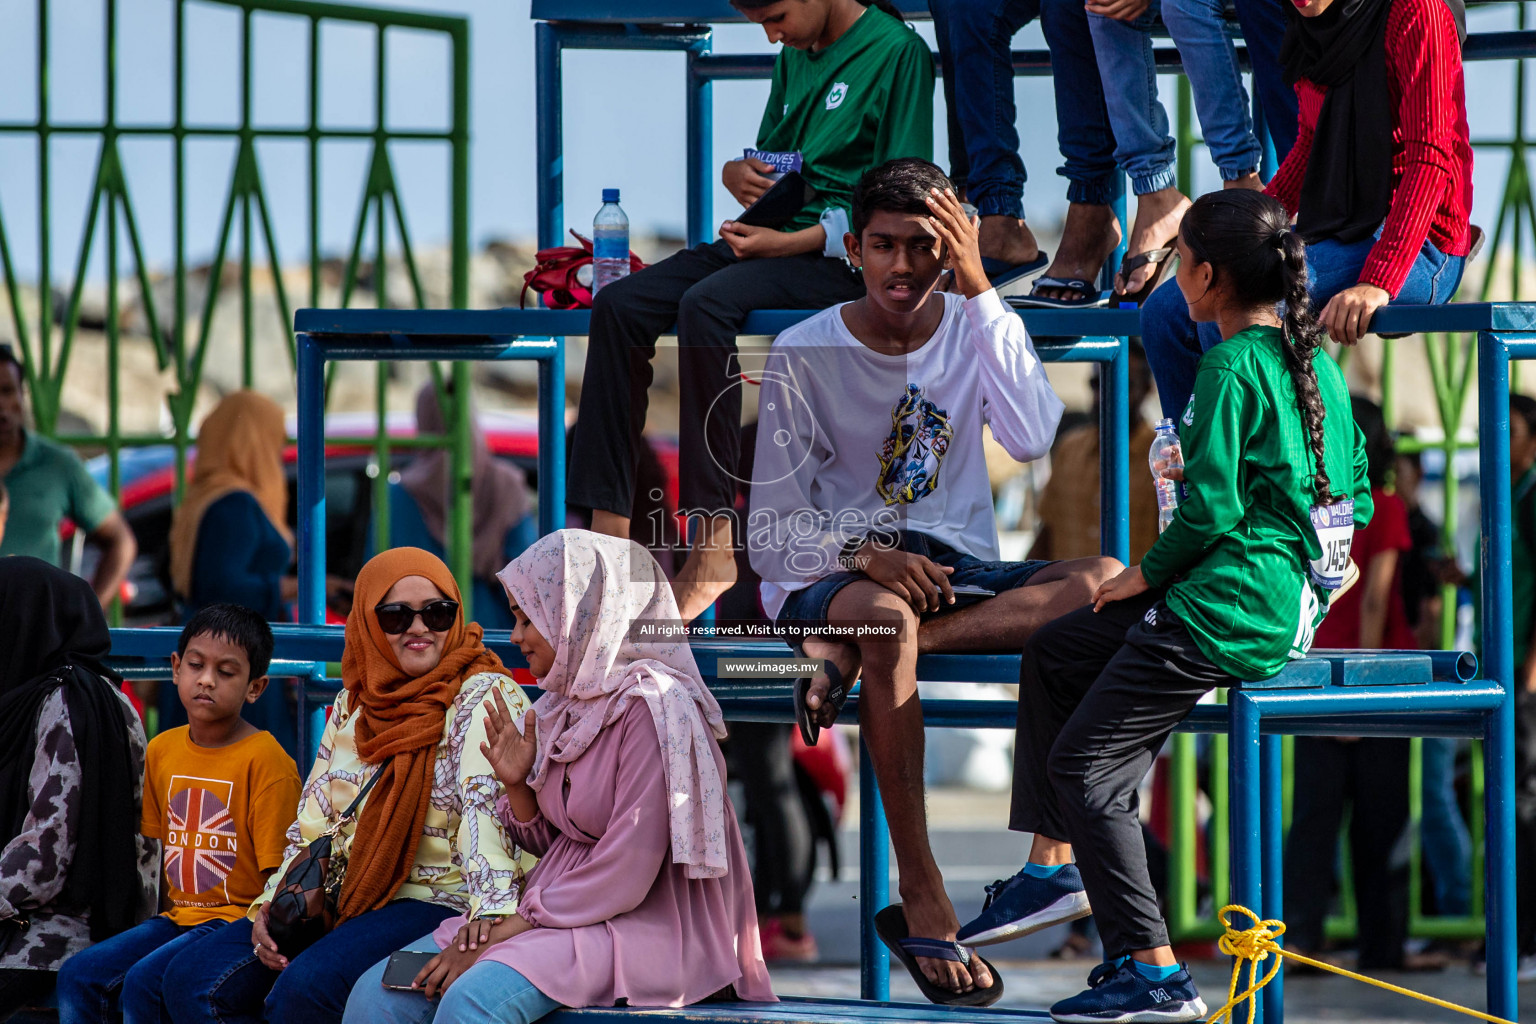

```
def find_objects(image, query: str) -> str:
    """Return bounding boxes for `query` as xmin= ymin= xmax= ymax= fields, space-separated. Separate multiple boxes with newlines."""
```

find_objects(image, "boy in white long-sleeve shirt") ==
xmin=748 ymin=159 xmax=1120 ymax=1005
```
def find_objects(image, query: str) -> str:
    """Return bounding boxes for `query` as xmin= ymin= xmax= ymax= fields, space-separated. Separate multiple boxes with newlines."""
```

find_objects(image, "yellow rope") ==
xmin=1204 ymin=905 xmax=1515 ymax=1024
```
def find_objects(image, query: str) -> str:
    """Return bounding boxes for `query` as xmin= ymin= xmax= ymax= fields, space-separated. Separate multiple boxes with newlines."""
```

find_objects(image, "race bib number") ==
xmin=1308 ymin=498 xmax=1355 ymax=591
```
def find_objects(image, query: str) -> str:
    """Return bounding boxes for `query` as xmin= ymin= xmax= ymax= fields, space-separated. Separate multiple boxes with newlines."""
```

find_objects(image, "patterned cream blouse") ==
xmin=252 ymin=672 xmax=537 ymax=919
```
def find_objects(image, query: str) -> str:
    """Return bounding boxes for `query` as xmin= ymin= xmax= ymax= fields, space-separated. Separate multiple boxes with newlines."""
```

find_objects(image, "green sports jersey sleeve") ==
xmin=1141 ymin=367 xmax=1255 ymax=589
xmin=1348 ymin=419 xmax=1375 ymax=529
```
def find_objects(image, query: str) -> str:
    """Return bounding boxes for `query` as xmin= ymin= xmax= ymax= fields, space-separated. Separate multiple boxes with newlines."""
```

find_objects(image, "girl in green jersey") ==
xmin=956 ymin=190 xmax=1372 ymax=1024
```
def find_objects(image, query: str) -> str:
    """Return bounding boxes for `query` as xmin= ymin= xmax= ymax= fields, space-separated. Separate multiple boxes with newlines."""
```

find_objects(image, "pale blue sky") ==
xmin=0 ymin=0 xmax=1523 ymax=282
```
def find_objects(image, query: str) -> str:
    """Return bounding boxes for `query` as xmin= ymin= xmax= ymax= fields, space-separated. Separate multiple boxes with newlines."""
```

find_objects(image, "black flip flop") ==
xmin=1112 ymin=244 xmax=1177 ymax=307
xmin=792 ymin=644 xmax=848 ymax=747
xmin=875 ymin=904 xmax=1005 ymax=1007
xmin=1009 ymin=276 xmax=1109 ymax=309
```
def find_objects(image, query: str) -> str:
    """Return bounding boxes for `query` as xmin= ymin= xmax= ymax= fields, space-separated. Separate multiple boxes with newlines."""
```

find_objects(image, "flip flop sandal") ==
xmin=875 ymin=904 xmax=1005 ymax=1007
xmin=981 ymin=251 xmax=1050 ymax=290
xmin=1112 ymin=244 xmax=1178 ymax=307
xmin=1009 ymin=276 xmax=1110 ymax=309
xmin=792 ymin=643 xmax=848 ymax=747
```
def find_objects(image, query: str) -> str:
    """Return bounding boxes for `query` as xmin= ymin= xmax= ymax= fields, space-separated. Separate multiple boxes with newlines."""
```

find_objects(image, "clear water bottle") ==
xmin=1149 ymin=418 xmax=1185 ymax=533
xmin=592 ymin=188 xmax=630 ymax=295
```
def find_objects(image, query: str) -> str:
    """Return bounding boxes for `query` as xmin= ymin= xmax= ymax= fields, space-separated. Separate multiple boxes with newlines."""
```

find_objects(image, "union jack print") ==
xmin=166 ymin=786 xmax=238 ymax=894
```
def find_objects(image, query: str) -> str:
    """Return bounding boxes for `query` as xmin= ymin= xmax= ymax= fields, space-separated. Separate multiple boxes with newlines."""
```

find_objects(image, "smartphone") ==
xmin=949 ymin=584 xmax=996 ymax=598
xmin=381 ymin=950 xmax=437 ymax=991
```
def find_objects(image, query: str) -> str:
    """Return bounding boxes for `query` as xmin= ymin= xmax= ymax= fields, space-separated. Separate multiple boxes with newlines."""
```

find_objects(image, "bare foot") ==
xmin=1224 ymin=172 xmax=1263 ymax=191
xmin=902 ymin=891 xmax=993 ymax=995
xmin=1115 ymin=187 xmax=1192 ymax=298
xmin=1033 ymin=203 xmax=1122 ymax=304
xmin=800 ymin=636 xmax=861 ymax=729
xmin=671 ymin=549 xmax=737 ymax=622
xmin=977 ymin=215 xmax=1041 ymax=267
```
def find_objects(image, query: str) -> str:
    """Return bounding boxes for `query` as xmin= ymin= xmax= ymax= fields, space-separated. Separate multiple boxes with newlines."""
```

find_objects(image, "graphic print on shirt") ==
xmin=826 ymin=82 xmax=849 ymax=110
xmin=876 ymin=384 xmax=953 ymax=506
xmin=165 ymin=775 xmax=238 ymax=903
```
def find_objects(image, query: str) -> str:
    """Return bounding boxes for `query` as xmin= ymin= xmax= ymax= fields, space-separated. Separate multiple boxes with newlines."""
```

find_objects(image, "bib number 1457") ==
xmin=1308 ymin=498 xmax=1355 ymax=592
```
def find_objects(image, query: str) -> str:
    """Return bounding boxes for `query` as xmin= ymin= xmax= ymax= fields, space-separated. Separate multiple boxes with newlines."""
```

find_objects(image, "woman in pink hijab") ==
xmin=343 ymin=530 xmax=774 ymax=1023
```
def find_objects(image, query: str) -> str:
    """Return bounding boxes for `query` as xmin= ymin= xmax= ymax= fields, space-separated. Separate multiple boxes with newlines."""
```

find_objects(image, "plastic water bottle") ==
xmin=592 ymin=188 xmax=630 ymax=295
xmin=1149 ymin=418 xmax=1185 ymax=533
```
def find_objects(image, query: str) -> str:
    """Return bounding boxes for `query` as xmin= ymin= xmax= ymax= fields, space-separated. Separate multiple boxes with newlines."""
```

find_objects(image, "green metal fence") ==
xmin=0 ymin=0 xmax=478 ymax=609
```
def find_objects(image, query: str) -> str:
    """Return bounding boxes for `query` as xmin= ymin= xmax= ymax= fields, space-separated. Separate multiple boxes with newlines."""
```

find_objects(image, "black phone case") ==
xmin=381 ymin=950 xmax=437 ymax=990
xmin=735 ymin=171 xmax=819 ymax=230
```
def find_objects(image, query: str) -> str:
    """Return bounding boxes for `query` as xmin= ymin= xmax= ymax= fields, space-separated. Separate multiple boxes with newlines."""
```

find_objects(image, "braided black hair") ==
xmin=1180 ymin=190 xmax=1336 ymax=505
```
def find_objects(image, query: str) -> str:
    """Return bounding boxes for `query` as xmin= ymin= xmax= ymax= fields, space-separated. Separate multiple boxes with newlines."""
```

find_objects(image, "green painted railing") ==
xmin=0 ymin=0 xmax=479 ymax=610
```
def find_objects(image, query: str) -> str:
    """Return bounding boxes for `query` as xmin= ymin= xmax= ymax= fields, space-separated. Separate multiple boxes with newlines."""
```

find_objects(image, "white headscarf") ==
xmin=496 ymin=530 xmax=730 ymax=879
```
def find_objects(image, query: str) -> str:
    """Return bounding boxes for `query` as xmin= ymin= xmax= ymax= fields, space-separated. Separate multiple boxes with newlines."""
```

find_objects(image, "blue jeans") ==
xmin=163 ymin=900 xmax=458 ymax=1024
xmin=1087 ymin=1 xmax=1178 ymax=195
xmin=1231 ymin=0 xmax=1297 ymax=162
xmin=1160 ymin=0 xmax=1261 ymax=180
xmin=57 ymin=916 xmax=228 ymax=1024
xmin=1421 ymin=737 xmax=1473 ymax=916
xmin=1142 ymin=231 xmax=1467 ymax=419
xmin=342 ymin=936 xmax=561 ymax=1024
xmin=930 ymin=0 xmax=1121 ymax=212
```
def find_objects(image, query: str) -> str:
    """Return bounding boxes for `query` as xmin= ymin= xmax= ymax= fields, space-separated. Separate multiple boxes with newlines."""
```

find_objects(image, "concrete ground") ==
xmin=767 ymin=786 xmax=1517 ymax=1024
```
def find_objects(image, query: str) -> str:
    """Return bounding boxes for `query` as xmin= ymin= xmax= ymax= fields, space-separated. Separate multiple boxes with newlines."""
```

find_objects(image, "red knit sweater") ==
xmin=1265 ymin=0 xmax=1472 ymax=296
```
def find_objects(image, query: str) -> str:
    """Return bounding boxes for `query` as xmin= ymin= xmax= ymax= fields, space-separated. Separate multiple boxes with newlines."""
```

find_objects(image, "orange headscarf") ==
xmin=335 ymin=547 xmax=506 ymax=921
xmin=167 ymin=391 xmax=293 ymax=597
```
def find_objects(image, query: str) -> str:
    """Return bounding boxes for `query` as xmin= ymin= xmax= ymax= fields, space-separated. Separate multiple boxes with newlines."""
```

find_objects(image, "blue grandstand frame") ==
xmin=103 ymin=302 xmax=1529 ymax=1021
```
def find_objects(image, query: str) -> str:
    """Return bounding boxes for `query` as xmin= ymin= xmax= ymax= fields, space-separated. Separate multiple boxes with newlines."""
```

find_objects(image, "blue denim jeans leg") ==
xmin=162 ymin=919 xmax=274 ymax=1024
xmin=1232 ymin=0 xmax=1298 ymax=161
xmin=1039 ymin=0 xmax=1122 ymax=205
xmin=1421 ymin=736 xmax=1473 ymax=916
xmin=929 ymin=0 xmax=1039 ymax=217
xmin=263 ymin=900 xmax=459 ymax=1024
xmin=343 ymin=936 xmax=561 ymax=1024
xmin=1085 ymin=2 xmax=1177 ymax=195
xmin=59 ymin=916 xmax=226 ymax=1024
xmin=1142 ymin=230 xmax=1468 ymax=419
xmin=1160 ymin=0 xmax=1261 ymax=179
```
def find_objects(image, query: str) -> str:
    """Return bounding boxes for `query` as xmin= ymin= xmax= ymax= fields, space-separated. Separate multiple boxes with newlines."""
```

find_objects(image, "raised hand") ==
xmin=924 ymin=188 xmax=988 ymax=298
xmin=480 ymin=687 xmax=538 ymax=792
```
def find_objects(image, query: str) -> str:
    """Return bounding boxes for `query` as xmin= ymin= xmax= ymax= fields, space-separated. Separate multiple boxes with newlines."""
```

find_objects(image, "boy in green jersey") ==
xmin=568 ymin=0 xmax=933 ymax=624
xmin=958 ymin=191 xmax=1373 ymax=1024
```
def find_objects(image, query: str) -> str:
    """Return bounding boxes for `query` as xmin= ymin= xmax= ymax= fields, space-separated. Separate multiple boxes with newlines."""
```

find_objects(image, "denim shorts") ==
xmin=775 ymin=531 xmax=1053 ymax=634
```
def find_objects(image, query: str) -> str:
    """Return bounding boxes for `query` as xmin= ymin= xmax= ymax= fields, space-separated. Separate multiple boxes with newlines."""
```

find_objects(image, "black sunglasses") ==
xmin=373 ymin=599 xmax=459 ymax=635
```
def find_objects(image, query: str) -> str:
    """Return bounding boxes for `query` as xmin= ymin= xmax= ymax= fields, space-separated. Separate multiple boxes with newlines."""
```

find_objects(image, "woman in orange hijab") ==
xmin=176 ymin=547 xmax=537 ymax=1024
xmin=168 ymin=390 xmax=293 ymax=620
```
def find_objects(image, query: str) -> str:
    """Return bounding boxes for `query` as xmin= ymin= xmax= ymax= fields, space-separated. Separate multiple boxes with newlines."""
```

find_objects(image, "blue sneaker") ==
xmin=1049 ymin=961 xmax=1208 ymax=1024
xmin=956 ymin=864 xmax=1092 ymax=946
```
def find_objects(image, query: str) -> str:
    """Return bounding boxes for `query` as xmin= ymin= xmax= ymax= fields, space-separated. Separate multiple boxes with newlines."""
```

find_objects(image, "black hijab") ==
xmin=0 ymin=557 xmax=141 ymax=940
xmin=1280 ymin=0 xmax=1465 ymax=245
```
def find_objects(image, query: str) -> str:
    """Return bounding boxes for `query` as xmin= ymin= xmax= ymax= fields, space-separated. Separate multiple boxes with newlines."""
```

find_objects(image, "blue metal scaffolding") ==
xmin=99 ymin=300 xmax=1532 ymax=1024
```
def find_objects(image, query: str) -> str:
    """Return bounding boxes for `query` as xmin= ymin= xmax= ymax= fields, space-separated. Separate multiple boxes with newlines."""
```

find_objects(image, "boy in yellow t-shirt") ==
xmin=56 ymin=604 xmax=301 ymax=1022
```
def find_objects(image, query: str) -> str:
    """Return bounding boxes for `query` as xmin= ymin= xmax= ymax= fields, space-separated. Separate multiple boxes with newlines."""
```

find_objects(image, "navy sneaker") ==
xmin=956 ymin=864 xmax=1092 ymax=946
xmin=1049 ymin=961 xmax=1208 ymax=1024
